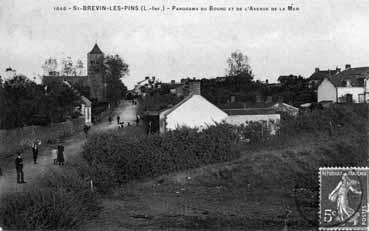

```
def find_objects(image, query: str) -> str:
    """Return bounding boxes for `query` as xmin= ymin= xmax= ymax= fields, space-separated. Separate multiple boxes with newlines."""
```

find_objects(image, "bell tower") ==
xmin=87 ymin=44 xmax=105 ymax=102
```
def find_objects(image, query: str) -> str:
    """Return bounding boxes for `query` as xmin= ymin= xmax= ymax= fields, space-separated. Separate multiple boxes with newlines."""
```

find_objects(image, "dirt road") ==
xmin=0 ymin=100 xmax=137 ymax=196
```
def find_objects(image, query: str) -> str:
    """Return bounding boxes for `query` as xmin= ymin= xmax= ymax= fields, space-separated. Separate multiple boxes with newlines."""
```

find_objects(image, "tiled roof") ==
xmin=89 ymin=44 xmax=103 ymax=54
xmin=328 ymin=67 xmax=369 ymax=87
xmin=309 ymin=70 xmax=339 ymax=81
xmin=223 ymin=108 xmax=277 ymax=115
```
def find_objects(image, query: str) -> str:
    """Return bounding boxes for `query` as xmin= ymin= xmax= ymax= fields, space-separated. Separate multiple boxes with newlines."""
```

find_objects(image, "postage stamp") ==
xmin=319 ymin=167 xmax=369 ymax=230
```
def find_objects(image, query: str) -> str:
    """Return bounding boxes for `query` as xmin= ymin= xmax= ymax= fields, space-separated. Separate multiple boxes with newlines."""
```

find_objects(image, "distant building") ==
xmin=224 ymin=108 xmax=280 ymax=135
xmin=4 ymin=67 xmax=16 ymax=81
xmin=308 ymin=67 xmax=340 ymax=89
xmin=133 ymin=76 xmax=159 ymax=96
xmin=317 ymin=65 xmax=369 ymax=103
xmin=159 ymin=81 xmax=228 ymax=133
xmin=43 ymin=44 xmax=107 ymax=103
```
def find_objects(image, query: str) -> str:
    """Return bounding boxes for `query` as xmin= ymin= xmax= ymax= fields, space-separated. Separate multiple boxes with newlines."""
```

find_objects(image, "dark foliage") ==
xmin=0 ymin=169 xmax=100 ymax=230
xmin=82 ymin=124 xmax=240 ymax=193
xmin=0 ymin=76 xmax=80 ymax=129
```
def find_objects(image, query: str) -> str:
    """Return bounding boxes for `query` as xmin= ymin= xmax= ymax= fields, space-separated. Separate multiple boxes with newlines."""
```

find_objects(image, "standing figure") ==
xmin=329 ymin=172 xmax=361 ymax=225
xmin=31 ymin=140 xmax=40 ymax=164
xmin=83 ymin=124 xmax=90 ymax=137
xmin=108 ymin=116 xmax=112 ymax=124
xmin=57 ymin=144 xmax=65 ymax=166
xmin=147 ymin=120 xmax=152 ymax=135
xmin=117 ymin=115 xmax=120 ymax=125
xmin=136 ymin=115 xmax=140 ymax=126
xmin=15 ymin=152 xmax=25 ymax=184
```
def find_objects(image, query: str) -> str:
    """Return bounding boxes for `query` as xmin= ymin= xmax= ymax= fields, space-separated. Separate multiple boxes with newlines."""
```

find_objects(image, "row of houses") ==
xmin=144 ymin=81 xmax=298 ymax=134
xmin=314 ymin=64 xmax=369 ymax=103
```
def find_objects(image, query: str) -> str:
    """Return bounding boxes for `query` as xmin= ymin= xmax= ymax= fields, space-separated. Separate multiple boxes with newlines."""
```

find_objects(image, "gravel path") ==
xmin=0 ymin=100 xmax=138 ymax=196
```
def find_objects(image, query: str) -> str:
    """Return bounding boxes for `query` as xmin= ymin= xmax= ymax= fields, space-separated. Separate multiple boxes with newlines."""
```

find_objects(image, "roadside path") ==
xmin=0 ymin=100 xmax=137 ymax=196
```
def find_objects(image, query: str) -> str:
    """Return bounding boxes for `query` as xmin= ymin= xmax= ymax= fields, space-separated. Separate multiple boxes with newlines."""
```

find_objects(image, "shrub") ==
xmin=0 ymin=168 xmax=100 ymax=230
xmin=82 ymin=123 xmax=240 ymax=192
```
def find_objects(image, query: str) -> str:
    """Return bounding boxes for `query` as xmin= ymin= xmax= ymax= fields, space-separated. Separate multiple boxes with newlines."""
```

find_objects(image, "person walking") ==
xmin=31 ymin=140 xmax=40 ymax=164
xmin=57 ymin=144 xmax=65 ymax=166
xmin=117 ymin=115 xmax=120 ymax=125
xmin=15 ymin=152 xmax=25 ymax=184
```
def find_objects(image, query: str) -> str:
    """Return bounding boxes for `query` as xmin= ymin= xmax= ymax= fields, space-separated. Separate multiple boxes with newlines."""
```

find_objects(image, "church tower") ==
xmin=87 ymin=44 xmax=106 ymax=102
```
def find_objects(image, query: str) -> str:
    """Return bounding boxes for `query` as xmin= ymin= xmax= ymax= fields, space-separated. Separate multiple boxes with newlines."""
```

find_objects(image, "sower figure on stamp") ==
xmin=328 ymin=172 xmax=361 ymax=225
xmin=15 ymin=151 xmax=25 ymax=184
xmin=57 ymin=143 xmax=65 ymax=166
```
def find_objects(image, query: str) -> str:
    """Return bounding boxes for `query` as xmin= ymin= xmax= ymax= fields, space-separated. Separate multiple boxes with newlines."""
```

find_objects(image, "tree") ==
xmin=226 ymin=51 xmax=254 ymax=80
xmin=104 ymin=55 xmax=129 ymax=106
xmin=61 ymin=57 xmax=76 ymax=76
xmin=42 ymin=58 xmax=58 ymax=76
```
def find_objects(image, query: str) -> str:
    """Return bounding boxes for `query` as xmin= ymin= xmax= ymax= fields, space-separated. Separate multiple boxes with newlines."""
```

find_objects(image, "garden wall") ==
xmin=0 ymin=117 xmax=85 ymax=159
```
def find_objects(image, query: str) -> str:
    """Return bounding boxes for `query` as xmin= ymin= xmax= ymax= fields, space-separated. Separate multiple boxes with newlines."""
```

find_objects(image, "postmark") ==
xmin=319 ymin=167 xmax=368 ymax=230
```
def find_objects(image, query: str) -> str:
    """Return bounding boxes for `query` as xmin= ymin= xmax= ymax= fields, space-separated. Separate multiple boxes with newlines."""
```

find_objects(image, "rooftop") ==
xmin=223 ymin=108 xmax=277 ymax=115
xmin=89 ymin=44 xmax=103 ymax=54
xmin=328 ymin=66 xmax=369 ymax=87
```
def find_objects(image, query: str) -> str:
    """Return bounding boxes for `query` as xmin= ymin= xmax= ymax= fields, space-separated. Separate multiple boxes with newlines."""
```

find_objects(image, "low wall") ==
xmin=0 ymin=117 xmax=85 ymax=158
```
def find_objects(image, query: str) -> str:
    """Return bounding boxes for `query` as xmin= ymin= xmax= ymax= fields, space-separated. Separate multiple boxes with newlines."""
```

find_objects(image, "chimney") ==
xmin=345 ymin=64 xmax=351 ymax=70
xmin=189 ymin=81 xmax=201 ymax=95
xmin=315 ymin=67 xmax=320 ymax=72
xmin=152 ymin=76 xmax=156 ymax=81
xmin=145 ymin=76 xmax=150 ymax=80
xmin=336 ymin=67 xmax=341 ymax=73
xmin=265 ymin=79 xmax=269 ymax=84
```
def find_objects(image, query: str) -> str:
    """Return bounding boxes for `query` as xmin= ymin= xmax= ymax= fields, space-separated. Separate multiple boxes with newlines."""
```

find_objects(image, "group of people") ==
xmin=13 ymin=139 xmax=65 ymax=184
xmin=108 ymin=114 xmax=141 ymax=127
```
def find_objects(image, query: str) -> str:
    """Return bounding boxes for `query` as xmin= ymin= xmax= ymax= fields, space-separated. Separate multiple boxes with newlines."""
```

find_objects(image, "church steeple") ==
xmin=89 ymin=43 xmax=103 ymax=54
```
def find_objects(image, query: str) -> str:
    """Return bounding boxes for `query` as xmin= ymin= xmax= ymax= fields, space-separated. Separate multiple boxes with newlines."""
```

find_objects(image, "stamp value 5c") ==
xmin=319 ymin=167 xmax=368 ymax=230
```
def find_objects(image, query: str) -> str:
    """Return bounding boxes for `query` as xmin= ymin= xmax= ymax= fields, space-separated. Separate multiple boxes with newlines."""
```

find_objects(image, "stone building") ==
xmin=43 ymin=44 xmax=107 ymax=103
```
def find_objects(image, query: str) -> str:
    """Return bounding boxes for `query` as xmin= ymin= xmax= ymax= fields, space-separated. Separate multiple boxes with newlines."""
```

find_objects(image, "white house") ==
xmin=158 ymin=81 xmax=282 ymax=135
xmin=159 ymin=93 xmax=229 ymax=133
xmin=317 ymin=65 xmax=369 ymax=103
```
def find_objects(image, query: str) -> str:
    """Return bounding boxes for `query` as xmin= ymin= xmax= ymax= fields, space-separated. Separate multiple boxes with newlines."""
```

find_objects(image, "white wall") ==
xmin=164 ymin=95 xmax=228 ymax=131
xmin=337 ymin=87 xmax=364 ymax=103
xmin=225 ymin=114 xmax=280 ymax=135
xmin=317 ymin=79 xmax=337 ymax=102
xmin=85 ymin=106 xmax=91 ymax=124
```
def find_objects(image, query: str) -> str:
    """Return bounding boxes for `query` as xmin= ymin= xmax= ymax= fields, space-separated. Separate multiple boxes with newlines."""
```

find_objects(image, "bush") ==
xmin=0 ymin=168 xmax=100 ymax=230
xmin=82 ymin=123 xmax=240 ymax=192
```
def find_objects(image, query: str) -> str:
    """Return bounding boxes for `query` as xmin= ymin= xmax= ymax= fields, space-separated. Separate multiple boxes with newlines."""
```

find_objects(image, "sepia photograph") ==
xmin=0 ymin=0 xmax=368 ymax=230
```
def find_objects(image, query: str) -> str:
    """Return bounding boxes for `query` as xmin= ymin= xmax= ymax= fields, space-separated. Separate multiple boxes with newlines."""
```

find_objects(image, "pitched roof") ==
xmin=309 ymin=70 xmax=339 ymax=81
xmin=328 ymin=67 xmax=369 ymax=87
xmin=89 ymin=44 xmax=103 ymax=54
xmin=160 ymin=93 xmax=195 ymax=117
xmin=223 ymin=108 xmax=277 ymax=115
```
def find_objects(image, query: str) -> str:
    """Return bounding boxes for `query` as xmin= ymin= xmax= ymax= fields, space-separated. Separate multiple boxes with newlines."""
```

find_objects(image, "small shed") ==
xmin=223 ymin=108 xmax=281 ymax=135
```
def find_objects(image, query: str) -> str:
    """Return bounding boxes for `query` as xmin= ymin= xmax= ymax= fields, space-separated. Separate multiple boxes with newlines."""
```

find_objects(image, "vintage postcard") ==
xmin=0 ymin=0 xmax=368 ymax=230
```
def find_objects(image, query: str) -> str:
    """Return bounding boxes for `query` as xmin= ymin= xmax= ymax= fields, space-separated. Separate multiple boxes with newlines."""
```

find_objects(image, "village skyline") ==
xmin=1 ymin=0 xmax=369 ymax=89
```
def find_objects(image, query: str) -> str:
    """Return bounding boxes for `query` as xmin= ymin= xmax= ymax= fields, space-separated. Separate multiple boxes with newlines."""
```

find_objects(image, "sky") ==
xmin=1 ymin=0 xmax=369 ymax=89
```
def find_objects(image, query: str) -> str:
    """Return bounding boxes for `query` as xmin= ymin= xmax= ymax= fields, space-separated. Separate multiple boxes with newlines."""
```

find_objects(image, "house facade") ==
xmin=317 ymin=65 xmax=369 ymax=103
xmin=224 ymin=109 xmax=281 ymax=135
xmin=159 ymin=91 xmax=228 ymax=133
